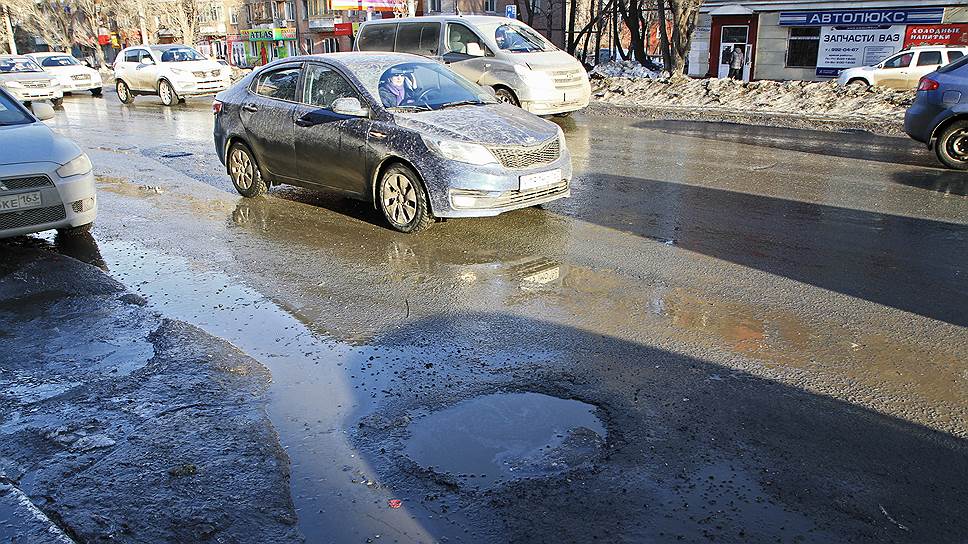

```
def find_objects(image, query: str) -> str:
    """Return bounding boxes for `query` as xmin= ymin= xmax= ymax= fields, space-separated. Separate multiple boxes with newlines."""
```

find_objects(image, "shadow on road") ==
xmin=558 ymin=174 xmax=968 ymax=326
xmin=891 ymin=169 xmax=968 ymax=196
xmin=363 ymin=312 xmax=968 ymax=543
xmin=632 ymin=120 xmax=938 ymax=169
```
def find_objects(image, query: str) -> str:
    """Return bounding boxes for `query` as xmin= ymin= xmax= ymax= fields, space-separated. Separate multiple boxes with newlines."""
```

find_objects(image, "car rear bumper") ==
xmin=0 ymin=168 xmax=97 ymax=239
xmin=904 ymin=99 xmax=946 ymax=145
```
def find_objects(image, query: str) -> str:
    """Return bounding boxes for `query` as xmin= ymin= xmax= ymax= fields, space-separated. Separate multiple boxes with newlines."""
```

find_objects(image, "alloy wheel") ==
xmin=382 ymin=173 xmax=418 ymax=227
xmin=230 ymin=148 xmax=254 ymax=190
xmin=160 ymin=81 xmax=174 ymax=106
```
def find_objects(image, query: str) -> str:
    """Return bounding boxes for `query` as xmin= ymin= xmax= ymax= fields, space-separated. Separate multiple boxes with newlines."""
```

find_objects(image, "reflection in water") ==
xmin=1 ymin=230 xmax=108 ymax=271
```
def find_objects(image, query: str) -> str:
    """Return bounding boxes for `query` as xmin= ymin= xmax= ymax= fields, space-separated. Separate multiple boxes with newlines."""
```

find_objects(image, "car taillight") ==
xmin=917 ymin=77 xmax=939 ymax=91
xmin=212 ymin=100 xmax=223 ymax=115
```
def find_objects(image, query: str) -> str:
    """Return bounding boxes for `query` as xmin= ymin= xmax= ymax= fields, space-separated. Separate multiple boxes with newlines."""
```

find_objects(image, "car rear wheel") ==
xmin=936 ymin=120 xmax=968 ymax=170
xmin=378 ymin=164 xmax=434 ymax=233
xmin=847 ymin=79 xmax=870 ymax=90
xmin=159 ymin=80 xmax=178 ymax=106
xmin=116 ymin=80 xmax=135 ymax=104
xmin=228 ymin=142 xmax=268 ymax=197
xmin=494 ymin=87 xmax=519 ymax=107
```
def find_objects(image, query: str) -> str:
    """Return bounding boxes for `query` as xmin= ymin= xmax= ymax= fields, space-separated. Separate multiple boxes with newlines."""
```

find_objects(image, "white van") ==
xmin=355 ymin=15 xmax=590 ymax=116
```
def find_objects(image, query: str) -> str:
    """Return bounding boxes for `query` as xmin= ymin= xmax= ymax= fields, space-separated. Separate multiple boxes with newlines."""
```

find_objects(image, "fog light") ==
xmin=451 ymin=194 xmax=478 ymax=208
xmin=71 ymin=197 xmax=95 ymax=213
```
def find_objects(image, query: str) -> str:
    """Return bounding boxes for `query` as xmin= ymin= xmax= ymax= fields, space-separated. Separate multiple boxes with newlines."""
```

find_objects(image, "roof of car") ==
xmin=267 ymin=51 xmax=430 ymax=71
xmin=149 ymin=44 xmax=192 ymax=51
xmin=362 ymin=14 xmax=522 ymax=25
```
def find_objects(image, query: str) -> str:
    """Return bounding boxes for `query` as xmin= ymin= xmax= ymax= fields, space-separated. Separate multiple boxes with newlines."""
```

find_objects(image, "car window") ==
xmin=302 ymin=64 xmax=360 ymax=108
xmin=396 ymin=22 xmax=440 ymax=56
xmin=0 ymin=90 xmax=32 ymax=126
xmin=0 ymin=57 xmax=42 ymax=72
xmin=357 ymin=24 xmax=398 ymax=51
xmin=445 ymin=23 xmax=485 ymax=55
xmin=916 ymin=51 xmax=942 ymax=67
xmin=937 ymin=52 xmax=968 ymax=73
xmin=377 ymin=61 xmax=494 ymax=110
xmin=493 ymin=23 xmax=555 ymax=53
xmin=948 ymin=50 xmax=965 ymax=63
xmin=254 ymin=66 xmax=300 ymax=101
xmin=138 ymin=50 xmax=154 ymax=64
xmin=41 ymin=55 xmax=80 ymax=67
xmin=883 ymin=53 xmax=913 ymax=69
xmin=123 ymin=50 xmax=139 ymax=63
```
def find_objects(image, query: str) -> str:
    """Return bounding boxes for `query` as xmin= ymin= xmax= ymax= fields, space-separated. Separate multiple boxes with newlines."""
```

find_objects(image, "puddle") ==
xmin=404 ymin=392 xmax=606 ymax=489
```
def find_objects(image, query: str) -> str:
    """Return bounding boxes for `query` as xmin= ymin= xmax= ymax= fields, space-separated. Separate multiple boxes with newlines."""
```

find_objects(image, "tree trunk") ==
xmin=656 ymin=0 xmax=672 ymax=72
xmin=2 ymin=6 xmax=15 ymax=55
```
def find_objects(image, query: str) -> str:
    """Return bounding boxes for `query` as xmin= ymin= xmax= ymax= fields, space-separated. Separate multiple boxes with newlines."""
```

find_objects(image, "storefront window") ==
xmin=786 ymin=27 xmax=820 ymax=68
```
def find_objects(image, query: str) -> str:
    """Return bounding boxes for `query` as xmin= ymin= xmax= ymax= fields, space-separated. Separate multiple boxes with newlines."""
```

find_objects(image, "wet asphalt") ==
xmin=3 ymin=92 xmax=967 ymax=543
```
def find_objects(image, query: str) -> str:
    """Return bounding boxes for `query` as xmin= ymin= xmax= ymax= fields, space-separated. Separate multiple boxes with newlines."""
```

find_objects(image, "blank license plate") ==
xmin=0 ymin=191 xmax=42 ymax=212
xmin=519 ymin=169 xmax=561 ymax=191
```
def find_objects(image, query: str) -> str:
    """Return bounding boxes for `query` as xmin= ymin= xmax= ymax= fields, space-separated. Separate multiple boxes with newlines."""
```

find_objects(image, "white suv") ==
xmin=837 ymin=46 xmax=968 ymax=90
xmin=114 ymin=44 xmax=231 ymax=106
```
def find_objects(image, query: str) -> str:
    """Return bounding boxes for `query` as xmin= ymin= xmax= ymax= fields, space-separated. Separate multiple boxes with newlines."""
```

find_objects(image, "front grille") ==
xmin=0 ymin=204 xmax=66 ymax=230
xmin=192 ymin=71 xmax=207 ymax=78
xmin=193 ymin=70 xmax=221 ymax=79
xmin=71 ymin=74 xmax=91 ymax=80
xmin=552 ymin=69 xmax=585 ymax=91
xmin=488 ymin=180 xmax=568 ymax=208
xmin=0 ymin=175 xmax=53 ymax=190
xmin=21 ymin=80 xmax=49 ymax=88
xmin=489 ymin=138 xmax=561 ymax=169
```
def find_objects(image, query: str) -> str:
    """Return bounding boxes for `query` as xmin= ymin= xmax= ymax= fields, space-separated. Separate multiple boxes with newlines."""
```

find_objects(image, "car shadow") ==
xmin=891 ymin=169 xmax=968 ymax=196
xmin=359 ymin=312 xmax=968 ymax=543
xmin=554 ymin=173 xmax=968 ymax=326
xmin=631 ymin=120 xmax=939 ymax=169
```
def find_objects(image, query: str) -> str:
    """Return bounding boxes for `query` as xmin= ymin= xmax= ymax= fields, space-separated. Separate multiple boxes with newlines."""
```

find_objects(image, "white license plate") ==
xmin=0 ymin=191 xmax=42 ymax=212
xmin=519 ymin=169 xmax=561 ymax=192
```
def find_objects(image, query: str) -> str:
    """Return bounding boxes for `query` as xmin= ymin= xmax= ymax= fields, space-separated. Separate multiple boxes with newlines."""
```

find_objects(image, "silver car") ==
xmin=0 ymin=88 xmax=96 ymax=239
xmin=0 ymin=55 xmax=64 ymax=106
xmin=214 ymin=52 xmax=571 ymax=233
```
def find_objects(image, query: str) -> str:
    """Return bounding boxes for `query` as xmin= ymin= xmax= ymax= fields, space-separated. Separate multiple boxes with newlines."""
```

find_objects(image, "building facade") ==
xmin=690 ymin=0 xmax=968 ymax=82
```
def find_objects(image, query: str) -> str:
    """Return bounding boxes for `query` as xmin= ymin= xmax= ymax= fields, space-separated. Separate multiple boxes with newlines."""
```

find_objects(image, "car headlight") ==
xmin=49 ymin=80 xmax=60 ymax=87
xmin=57 ymin=153 xmax=93 ymax=178
xmin=422 ymin=136 xmax=497 ymax=166
xmin=513 ymin=64 xmax=554 ymax=87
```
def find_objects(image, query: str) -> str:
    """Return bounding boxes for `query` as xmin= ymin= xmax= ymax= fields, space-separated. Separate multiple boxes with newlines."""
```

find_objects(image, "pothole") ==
xmin=403 ymin=392 xmax=606 ymax=489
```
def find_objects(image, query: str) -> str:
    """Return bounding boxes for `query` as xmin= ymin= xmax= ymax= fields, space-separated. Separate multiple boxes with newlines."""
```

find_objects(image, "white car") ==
xmin=837 ymin=46 xmax=968 ymax=90
xmin=114 ymin=44 xmax=231 ymax=106
xmin=0 ymin=87 xmax=96 ymax=238
xmin=27 ymin=52 xmax=103 ymax=96
xmin=0 ymin=55 xmax=63 ymax=106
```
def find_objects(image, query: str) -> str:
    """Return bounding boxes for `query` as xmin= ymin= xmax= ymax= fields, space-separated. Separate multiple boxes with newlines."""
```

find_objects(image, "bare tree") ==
xmin=656 ymin=0 xmax=700 ymax=75
xmin=156 ymin=0 xmax=199 ymax=46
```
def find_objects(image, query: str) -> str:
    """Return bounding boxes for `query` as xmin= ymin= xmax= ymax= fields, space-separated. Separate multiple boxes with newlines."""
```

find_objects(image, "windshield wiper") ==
xmin=438 ymin=100 xmax=484 ymax=109
xmin=389 ymin=104 xmax=433 ymax=112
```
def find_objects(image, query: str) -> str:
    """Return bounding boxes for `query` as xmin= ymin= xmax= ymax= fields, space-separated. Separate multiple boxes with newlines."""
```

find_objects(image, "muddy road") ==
xmin=1 ymin=94 xmax=966 ymax=543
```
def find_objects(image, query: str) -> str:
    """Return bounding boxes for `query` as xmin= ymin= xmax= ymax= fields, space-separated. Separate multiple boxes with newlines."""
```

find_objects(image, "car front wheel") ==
xmin=936 ymin=120 xmax=968 ymax=170
xmin=378 ymin=164 xmax=434 ymax=233
xmin=494 ymin=87 xmax=519 ymax=107
xmin=227 ymin=142 xmax=268 ymax=197
xmin=117 ymin=80 xmax=135 ymax=104
xmin=159 ymin=80 xmax=178 ymax=106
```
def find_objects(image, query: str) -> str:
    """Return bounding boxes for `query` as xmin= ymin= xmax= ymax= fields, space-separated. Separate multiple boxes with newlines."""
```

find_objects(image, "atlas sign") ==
xmin=779 ymin=8 xmax=944 ymax=27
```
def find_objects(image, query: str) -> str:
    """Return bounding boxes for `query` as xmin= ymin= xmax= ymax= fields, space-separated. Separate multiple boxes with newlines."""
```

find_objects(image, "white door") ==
xmin=718 ymin=25 xmax=750 ymax=81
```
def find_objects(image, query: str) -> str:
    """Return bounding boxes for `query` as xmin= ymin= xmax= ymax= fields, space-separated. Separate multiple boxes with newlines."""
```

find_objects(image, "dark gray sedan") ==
xmin=213 ymin=52 xmax=571 ymax=232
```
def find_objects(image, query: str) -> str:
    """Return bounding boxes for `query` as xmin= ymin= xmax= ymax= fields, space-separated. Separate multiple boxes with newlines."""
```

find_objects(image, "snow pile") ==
xmin=590 ymin=60 xmax=661 ymax=80
xmin=590 ymin=76 xmax=915 ymax=120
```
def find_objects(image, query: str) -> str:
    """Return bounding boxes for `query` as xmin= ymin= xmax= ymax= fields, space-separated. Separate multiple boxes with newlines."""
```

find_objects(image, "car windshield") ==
xmin=41 ymin=55 xmax=80 ymax=67
xmin=377 ymin=62 xmax=496 ymax=111
xmin=491 ymin=23 xmax=556 ymax=53
xmin=0 ymin=91 xmax=32 ymax=126
xmin=0 ymin=57 xmax=42 ymax=73
xmin=158 ymin=47 xmax=206 ymax=62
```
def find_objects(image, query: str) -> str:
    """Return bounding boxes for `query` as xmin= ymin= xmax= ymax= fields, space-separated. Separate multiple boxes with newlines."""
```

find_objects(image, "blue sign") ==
xmin=779 ymin=8 xmax=944 ymax=27
xmin=505 ymin=4 xmax=517 ymax=19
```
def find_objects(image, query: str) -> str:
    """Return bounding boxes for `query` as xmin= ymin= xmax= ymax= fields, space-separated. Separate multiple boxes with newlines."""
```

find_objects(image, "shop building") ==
xmin=689 ymin=1 xmax=968 ymax=81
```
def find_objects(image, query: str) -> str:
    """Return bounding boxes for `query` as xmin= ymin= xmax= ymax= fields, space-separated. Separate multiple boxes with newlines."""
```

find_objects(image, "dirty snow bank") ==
xmin=590 ymin=60 xmax=661 ymax=79
xmin=590 ymin=74 xmax=915 ymax=121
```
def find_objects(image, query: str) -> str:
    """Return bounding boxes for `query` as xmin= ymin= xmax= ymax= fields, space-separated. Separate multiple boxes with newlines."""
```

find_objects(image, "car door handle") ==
xmin=295 ymin=116 xmax=315 ymax=127
xmin=241 ymin=103 xmax=258 ymax=113
xmin=369 ymin=130 xmax=386 ymax=139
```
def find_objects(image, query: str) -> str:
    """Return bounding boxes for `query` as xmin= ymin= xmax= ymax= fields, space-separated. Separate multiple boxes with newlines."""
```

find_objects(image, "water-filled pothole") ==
xmin=403 ymin=392 xmax=606 ymax=489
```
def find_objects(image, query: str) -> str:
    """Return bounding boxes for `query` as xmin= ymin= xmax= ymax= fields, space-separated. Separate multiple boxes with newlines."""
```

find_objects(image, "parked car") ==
xmin=213 ymin=52 xmax=571 ymax=233
xmin=0 ymin=55 xmax=63 ymax=106
xmin=0 ymin=87 xmax=96 ymax=239
xmin=837 ymin=46 xmax=968 ymax=90
xmin=27 ymin=52 xmax=103 ymax=97
xmin=114 ymin=44 xmax=231 ymax=106
xmin=904 ymin=54 xmax=968 ymax=170
xmin=355 ymin=16 xmax=590 ymax=117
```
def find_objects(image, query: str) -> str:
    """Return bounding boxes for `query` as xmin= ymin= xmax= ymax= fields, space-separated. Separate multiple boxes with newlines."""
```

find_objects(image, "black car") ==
xmin=904 ymin=54 xmax=968 ymax=170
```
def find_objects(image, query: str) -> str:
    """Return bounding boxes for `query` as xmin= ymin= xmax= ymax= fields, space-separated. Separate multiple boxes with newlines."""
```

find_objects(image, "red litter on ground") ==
xmin=388 ymin=499 xmax=403 ymax=509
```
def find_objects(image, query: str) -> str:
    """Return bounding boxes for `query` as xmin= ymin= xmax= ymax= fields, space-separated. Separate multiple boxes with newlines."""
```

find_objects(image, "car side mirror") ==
xmin=332 ymin=97 xmax=368 ymax=117
xmin=466 ymin=42 xmax=485 ymax=57
xmin=32 ymin=102 xmax=55 ymax=121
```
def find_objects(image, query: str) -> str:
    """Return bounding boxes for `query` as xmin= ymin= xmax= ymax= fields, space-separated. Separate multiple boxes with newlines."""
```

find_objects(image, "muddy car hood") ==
xmin=0 ymin=123 xmax=79 ymax=166
xmin=393 ymin=103 xmax=558 ymax=146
